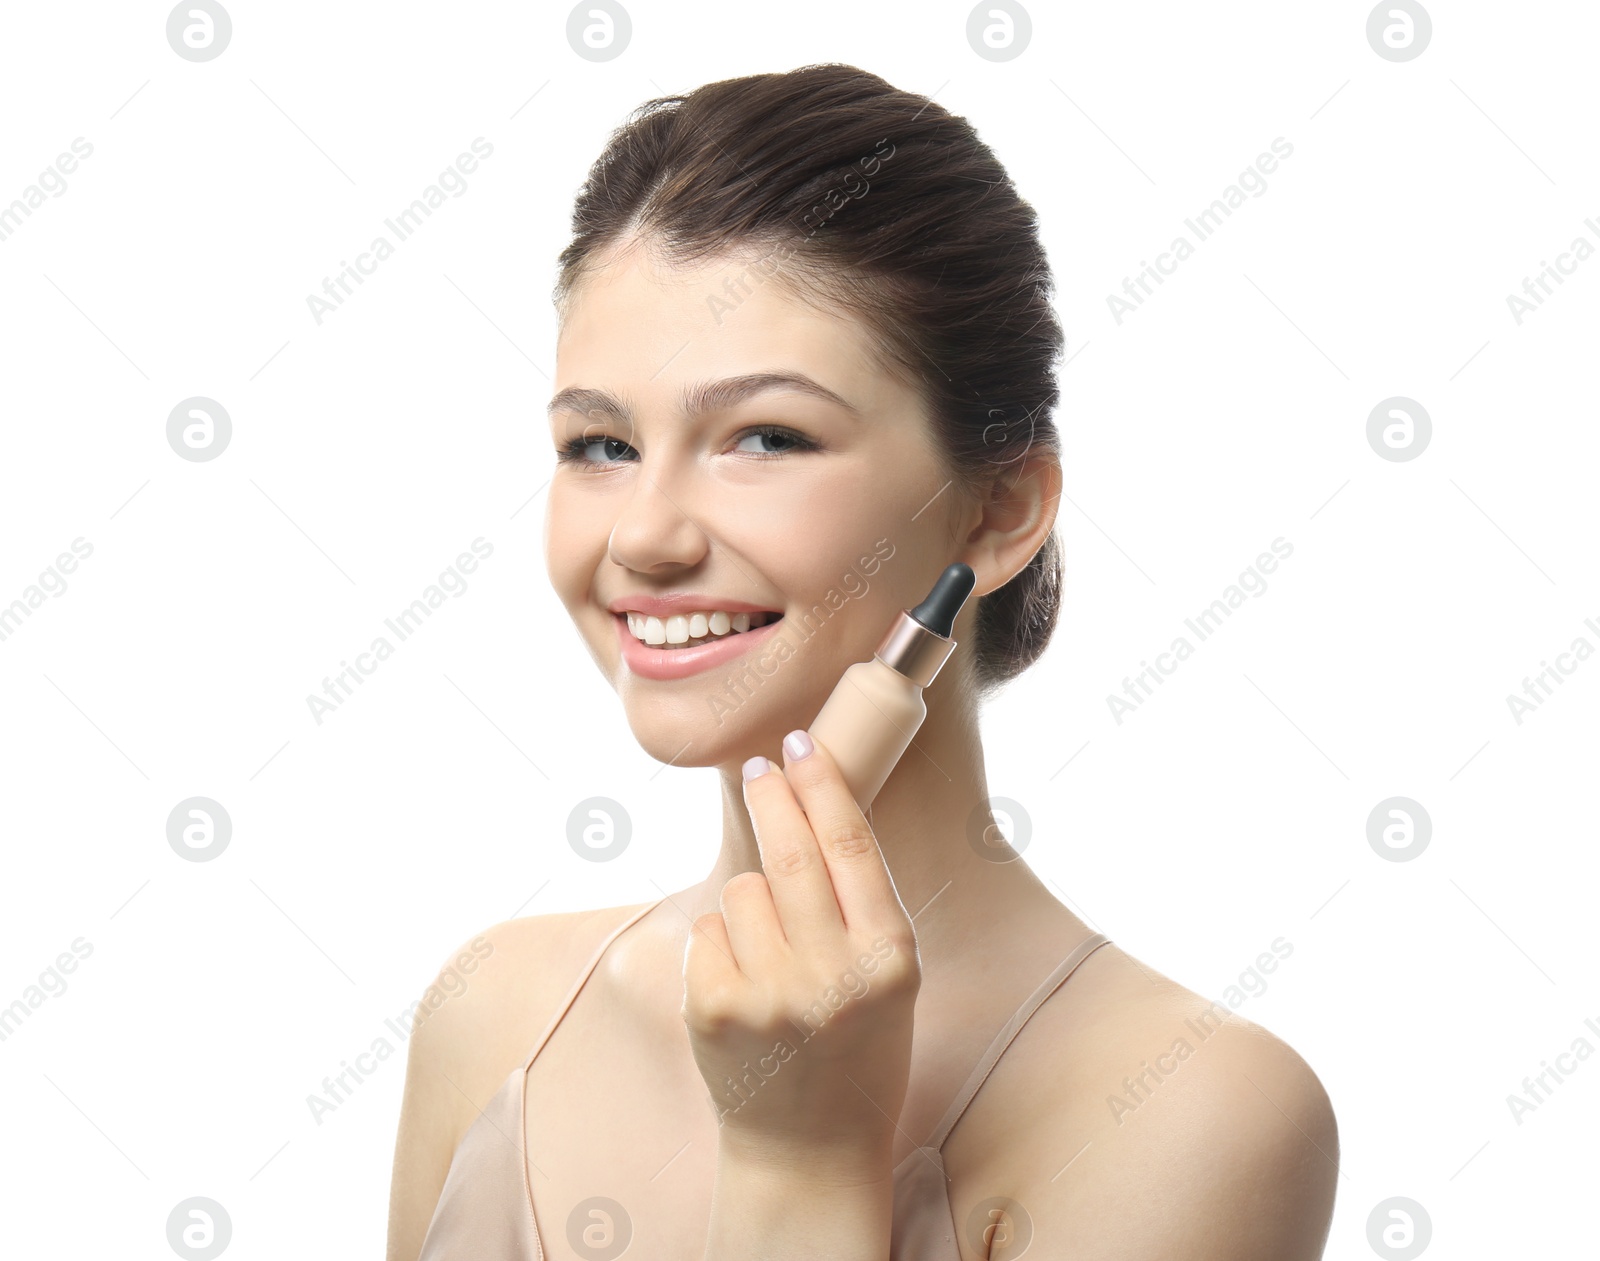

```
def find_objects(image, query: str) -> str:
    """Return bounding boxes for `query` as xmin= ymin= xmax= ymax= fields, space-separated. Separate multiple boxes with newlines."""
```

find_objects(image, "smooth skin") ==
xmin=387 ymin=233 xmax=1339 ymax=1261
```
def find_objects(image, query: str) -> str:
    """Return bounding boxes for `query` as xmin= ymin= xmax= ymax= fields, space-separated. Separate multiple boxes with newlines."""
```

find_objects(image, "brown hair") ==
xmin=553 ymin=63 xmax=1065 ymax=698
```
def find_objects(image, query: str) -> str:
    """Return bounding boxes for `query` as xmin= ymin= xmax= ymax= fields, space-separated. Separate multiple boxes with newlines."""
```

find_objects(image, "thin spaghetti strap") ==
xmin=519 ymin=897 xmax=665 ymax=1072
xmin=920 ymin=931 xmax=1111 ymax=1152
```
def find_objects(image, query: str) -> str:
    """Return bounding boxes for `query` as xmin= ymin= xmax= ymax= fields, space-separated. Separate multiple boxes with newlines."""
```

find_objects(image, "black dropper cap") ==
xmin=908 ymin=562 xmax=976 ymax=637
xmin=872 ymin=562 xmax=977 ymax=687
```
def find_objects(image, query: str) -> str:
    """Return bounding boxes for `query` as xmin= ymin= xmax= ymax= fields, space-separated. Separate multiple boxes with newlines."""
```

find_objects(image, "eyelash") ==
xmin=556 ymin=425 xmax=820 ymax=470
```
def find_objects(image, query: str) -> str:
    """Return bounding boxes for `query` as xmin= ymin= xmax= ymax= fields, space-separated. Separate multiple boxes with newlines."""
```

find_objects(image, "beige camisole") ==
xmin=415 ymin=897 xmax=1110 ymax=1259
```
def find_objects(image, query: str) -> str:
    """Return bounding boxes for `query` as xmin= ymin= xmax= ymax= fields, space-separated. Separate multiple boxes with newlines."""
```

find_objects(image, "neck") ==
xmin=682 ymin=676 xmax=1061 ymax=972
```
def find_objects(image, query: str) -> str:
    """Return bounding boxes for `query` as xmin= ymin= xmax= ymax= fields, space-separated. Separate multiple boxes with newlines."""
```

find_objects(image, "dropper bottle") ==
xmin=806 ymin=562 xmax=977 ymax=812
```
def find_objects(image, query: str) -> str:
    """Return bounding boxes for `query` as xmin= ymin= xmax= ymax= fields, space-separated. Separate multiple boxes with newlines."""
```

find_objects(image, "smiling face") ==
xmin=544 ymin=237 xmax=975 ymax=765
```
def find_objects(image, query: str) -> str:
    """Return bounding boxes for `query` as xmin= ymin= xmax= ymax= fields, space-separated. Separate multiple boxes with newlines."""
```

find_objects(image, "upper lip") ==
xmin=606 ymin=593 xmax=783 ymax=618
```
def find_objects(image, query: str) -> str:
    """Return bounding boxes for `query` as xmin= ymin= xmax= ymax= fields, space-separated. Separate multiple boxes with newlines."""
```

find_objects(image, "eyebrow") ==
xmin=546 ymin=371 xmax=861 ymax=426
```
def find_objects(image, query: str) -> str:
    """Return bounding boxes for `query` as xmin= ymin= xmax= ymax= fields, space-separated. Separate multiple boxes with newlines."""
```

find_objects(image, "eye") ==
xmin=556 ymin=435 xmax=635 ymax=468
xmin=555 ymin=425 xmax=819 ymax=470
xmin=731 ymin=426 xmax=818 ymax=458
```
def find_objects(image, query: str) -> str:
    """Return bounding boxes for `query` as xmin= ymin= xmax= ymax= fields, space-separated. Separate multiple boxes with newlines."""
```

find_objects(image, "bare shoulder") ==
xmin=406 ymin=901 xmax=650 ymax=1051
xmin=384 ymin=900 xmax=655 ymax=1261
xmin=985 ymin=943 xmax=1338 ymax=1261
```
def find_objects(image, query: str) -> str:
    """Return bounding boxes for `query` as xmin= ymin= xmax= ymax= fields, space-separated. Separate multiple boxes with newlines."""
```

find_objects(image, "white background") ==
xmin=1 ymin=2 xmax=1595 ymax=1257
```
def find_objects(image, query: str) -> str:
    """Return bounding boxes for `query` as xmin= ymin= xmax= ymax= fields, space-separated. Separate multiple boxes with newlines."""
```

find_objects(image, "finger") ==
xmin=718 ymin=870 xmax=788 ymax=980
xmin=778 ymin=729 xmax=907 ymax=939
xmin=742 ymin=755 xmax=847 ymax=950
xmin=682 ymin=910 xmax=741 ymax=1019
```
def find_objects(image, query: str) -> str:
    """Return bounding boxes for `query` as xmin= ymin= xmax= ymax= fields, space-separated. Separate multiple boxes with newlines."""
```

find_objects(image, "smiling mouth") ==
xmin=621 ymin=610 xmax=784 ymax=650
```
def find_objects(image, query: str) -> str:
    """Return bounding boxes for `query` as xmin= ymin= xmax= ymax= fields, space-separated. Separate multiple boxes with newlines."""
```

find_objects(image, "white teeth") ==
xmin=623 ymin=608 xmax=777 ymax=647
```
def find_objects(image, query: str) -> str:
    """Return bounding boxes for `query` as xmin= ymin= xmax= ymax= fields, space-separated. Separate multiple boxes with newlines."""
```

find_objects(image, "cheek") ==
xmin=783 ymin=527 xmax=900 ymax=626
xmin=543 ymin=484 xmax=600 ymax=602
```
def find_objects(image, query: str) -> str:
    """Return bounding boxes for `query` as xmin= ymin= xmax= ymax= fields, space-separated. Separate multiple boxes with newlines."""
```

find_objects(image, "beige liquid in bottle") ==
xmin=806 ymin=563 xmax=976 ymax=812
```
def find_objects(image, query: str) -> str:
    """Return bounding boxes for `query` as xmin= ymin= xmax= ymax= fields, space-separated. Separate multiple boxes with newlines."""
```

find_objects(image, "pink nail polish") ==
xmin=742 ymin=755 xmax=769 ymax=782
xmin=783 ymin=729 xmax=814 ymax=762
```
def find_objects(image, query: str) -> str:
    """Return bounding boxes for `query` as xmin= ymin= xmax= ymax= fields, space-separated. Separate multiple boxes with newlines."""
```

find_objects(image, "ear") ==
xmin=958 ymin=446 xmax=1062 ymax=601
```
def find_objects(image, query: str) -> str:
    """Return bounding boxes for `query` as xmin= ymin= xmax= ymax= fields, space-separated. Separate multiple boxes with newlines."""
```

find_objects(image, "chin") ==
xmin=620 ymin=705 xmax=749 ymax=769
xmin=614 ymin=677 xmax=815 ymax=770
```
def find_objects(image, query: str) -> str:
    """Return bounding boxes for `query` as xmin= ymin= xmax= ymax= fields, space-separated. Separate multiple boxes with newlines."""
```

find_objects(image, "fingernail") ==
xmin=742 ymin=755 xmax=770 ymax=782
xmin=782 ymin=729 xmax=814 ymax=762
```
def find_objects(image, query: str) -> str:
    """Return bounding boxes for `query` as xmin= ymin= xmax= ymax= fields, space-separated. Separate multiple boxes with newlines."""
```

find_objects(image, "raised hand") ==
xmin=682 ymin=728 xmax=922 ymax=1184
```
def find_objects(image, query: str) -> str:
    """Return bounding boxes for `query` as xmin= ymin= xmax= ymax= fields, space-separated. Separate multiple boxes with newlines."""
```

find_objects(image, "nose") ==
xmin=607 ymin=467 xmax=711 ymax=572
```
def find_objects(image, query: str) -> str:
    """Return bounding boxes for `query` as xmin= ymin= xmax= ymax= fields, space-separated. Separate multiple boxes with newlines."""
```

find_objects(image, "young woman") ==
xmin=388 ymin=63 xmax=1338 ymax=1261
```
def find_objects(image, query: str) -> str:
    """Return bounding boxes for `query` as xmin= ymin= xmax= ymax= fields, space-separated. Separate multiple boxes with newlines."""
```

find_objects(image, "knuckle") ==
xmin=720 ymin=870 xmax=768 ymax=900
xmin=682 ymin=980 xmax=740 ymax=1032
xmin=684 ymin=998 xmax=735 ymax=1037
xmin=761 ymin=840 xmax=815 ymax=879
xmin=885 ymin=952 xmax=923 ymax=993
xmin=872 ymin=934 xmax=922 ymax=989
xmin=687 ymin=910 xmax=723 ymax=943
xmin=821 ymin=819 xmax=878 ymax=860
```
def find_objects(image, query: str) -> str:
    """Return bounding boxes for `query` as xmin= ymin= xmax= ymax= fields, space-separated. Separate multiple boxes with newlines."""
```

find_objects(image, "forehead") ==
xmin=553 ymin=244 xmax=896 ymax=410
